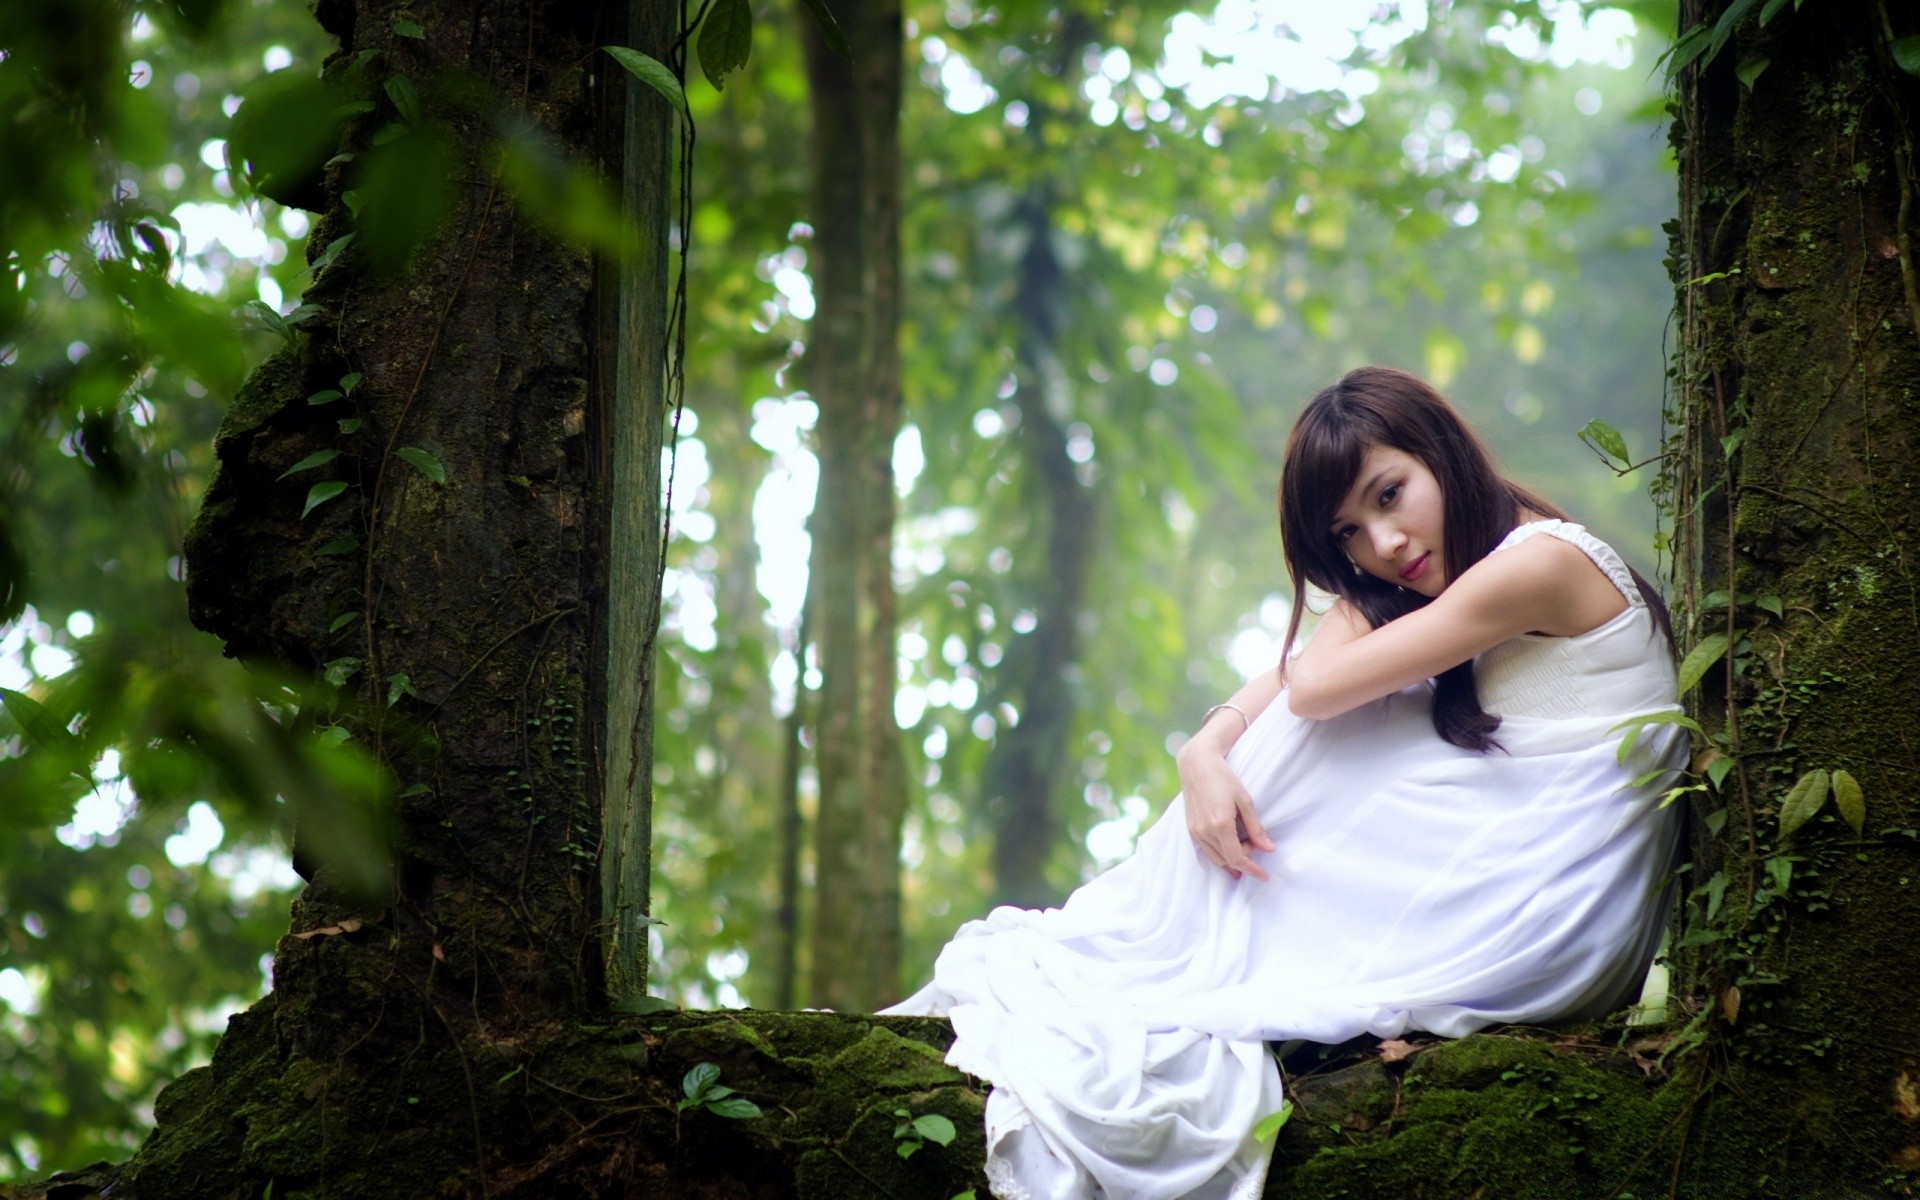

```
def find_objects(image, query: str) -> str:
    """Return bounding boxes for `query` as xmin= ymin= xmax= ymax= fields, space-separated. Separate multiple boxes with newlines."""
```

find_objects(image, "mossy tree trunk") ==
xmin=51 ymin=0 xmax=690 ymax=1193
xmin=1661 ymin=0 xmax=1920 ymax=1187
xmin=800 ymin=0 xmax=912 ymax=1014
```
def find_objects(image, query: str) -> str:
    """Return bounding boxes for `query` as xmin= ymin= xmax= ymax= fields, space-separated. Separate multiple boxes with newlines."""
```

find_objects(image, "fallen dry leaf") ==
xmin=1895 ymin=1071 xmax=1920 ymax=1123
xmin=292 ymin=918 xmax=365 ymax=941
xmin=1720 ymin=986 xmax=1741 ymax=1025
xmin=1377 ymin=1038 xmax=1419 ymax=1064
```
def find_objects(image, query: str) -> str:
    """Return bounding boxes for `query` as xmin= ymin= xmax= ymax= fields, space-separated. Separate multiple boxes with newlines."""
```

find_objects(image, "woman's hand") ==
xmin=1176 ymin=742 xmax=1275 ymax=881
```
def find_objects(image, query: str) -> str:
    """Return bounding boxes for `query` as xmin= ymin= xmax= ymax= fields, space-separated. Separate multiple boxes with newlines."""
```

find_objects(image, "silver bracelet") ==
xmin=1201 ymin=702 xmax=1249 ymax=732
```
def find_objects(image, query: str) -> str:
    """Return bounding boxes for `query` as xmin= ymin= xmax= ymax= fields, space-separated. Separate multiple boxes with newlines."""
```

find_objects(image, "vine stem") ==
xmin=1707 ymin=371 xmax=1758 ymax=906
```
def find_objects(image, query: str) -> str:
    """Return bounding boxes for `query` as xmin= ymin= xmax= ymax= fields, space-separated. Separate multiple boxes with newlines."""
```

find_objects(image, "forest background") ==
xmin=0 ymin=0 xmax=1686 ymax=1178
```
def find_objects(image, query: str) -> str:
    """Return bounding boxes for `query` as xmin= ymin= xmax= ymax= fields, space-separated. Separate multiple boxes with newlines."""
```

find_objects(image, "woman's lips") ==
xmin=1400 ymin=552 xmax=1430 ymax=582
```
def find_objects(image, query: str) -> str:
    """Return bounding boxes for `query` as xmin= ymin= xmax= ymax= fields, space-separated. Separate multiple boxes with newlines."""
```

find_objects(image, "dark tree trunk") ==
xmin=980 ymin=182 xmax=1098 ymax=911
xmin=89 ymin=0 xmax=684 ymax=1192
xmin=799 ymin=0 xmax=911 ymax=1013
xmin=1661 ymin=0 xmax=1920 ymax=1187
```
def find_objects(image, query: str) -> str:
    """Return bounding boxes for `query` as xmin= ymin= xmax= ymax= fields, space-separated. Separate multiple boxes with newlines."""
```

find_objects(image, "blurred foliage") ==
xmin=645 ymin=0 xmax=1683 ymax=1013
xmin=2 ymin=0 xmax=1685 ymax=1176
xmin=0 ymin=0 xmax=346 ymax=1176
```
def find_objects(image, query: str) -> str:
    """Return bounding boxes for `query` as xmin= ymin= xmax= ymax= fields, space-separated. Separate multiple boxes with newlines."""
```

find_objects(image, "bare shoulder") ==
xmin=1458 ymin=532 xmax=1627 ymax=634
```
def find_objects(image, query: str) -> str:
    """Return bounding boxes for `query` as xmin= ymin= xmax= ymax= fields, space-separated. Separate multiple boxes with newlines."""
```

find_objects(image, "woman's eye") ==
xmin=1335 ymin=526 xmax=1355 ymax=542
xmin=1379 ymin=484 xmax=1400 ymax=506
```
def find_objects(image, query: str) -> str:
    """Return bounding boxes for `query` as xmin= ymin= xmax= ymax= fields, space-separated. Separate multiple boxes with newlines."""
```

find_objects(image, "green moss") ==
xmin=1270 ymin=1034 xmax=1684 ymax=1200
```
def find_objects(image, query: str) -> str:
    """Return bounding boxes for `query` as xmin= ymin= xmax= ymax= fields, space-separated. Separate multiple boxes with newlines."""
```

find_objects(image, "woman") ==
xmin=884 ymin=367 xmax=1686 ymax=1200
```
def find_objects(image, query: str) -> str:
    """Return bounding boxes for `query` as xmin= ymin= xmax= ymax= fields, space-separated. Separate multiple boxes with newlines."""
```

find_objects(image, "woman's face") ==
xmin=1327 ymin=444 xmax=1447 ymax=597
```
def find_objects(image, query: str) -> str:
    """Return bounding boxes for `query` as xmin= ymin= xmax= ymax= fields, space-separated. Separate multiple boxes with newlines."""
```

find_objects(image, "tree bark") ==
xmin=89 ymin=0 xmax=679 ymax=1191
xmin=979 ymin=182 xmax=1099 ymax=910
xmin=800 ymin=0 xmax=911 ymax=1013
xmin=1661 ymin=0 xmax=1920 ymax=1187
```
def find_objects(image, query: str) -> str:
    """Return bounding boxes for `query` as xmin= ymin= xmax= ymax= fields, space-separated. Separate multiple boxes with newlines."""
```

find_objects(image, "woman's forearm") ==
xmin=1181 ymin=665 xmax=1285 ymax=761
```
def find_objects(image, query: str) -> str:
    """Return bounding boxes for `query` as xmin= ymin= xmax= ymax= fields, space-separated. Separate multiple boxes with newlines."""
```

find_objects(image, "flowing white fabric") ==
xmin=882 ymin=521 xmax=1688 ymax=1199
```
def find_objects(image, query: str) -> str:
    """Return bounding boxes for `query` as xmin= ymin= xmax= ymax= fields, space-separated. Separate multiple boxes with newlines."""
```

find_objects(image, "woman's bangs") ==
xmin=1288 ymin=410 xmax=1368 ymax=534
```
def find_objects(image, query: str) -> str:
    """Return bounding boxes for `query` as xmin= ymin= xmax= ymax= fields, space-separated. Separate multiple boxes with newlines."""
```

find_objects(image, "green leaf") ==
xmin=1251 ymin=1100 xmax=1295 ymax=1142
xmin=612 ymin=993 xmax=678 ymax=1014
xmin=340 ymin=371 xmax=364 ymax=394
xmin=1735 ymin=56 xmax=1769 ymax=90
xmin=1 ymin=687 xmax=78 ymax=753
xmin=1719 ymin=428 xmax=1745 ymax=458
xmin=797 ymin=0 xmax=850 ymax=58
xmin=896 ymin=1141 xmax=921 ymax=1159
xmin=1706 ymin=754 xmax=1736 ymax=789
xmin=706 ymin=1096 xmax=762 ymax=1119
xmin=1704 ymin=808 xmax=1728 ymax=835
xmin=386 ymin=673 xmax=416 ymax=707
xmin=339 ymin=418 xmax=364 ymax=435
xmin=323 ymin=657 xmax=362 ymax=688
xmin=307 ymin=233 xmax=357 ymax=277
xmin=683 ymin=1062 xmax=720 ymax=1102
xmin=384 ymin=74 xmax=422 ymax=124
xmin=697 ymin=0 xmax=753 ymax=91
xmin=396 ymin=446 xmax=446 ymax=484
xmin=952 ymin=1192 xmax=978 ymax=1200
xmin=603 ymin=47 xmax=690 ymax=122
xmin=1892 ymin=36 xmax=1920 ymax=78
xmin=1765 ymin=855 xmax=1793 ymax=895
xmin=393 ymin=17 xmax=425 ymax=38
xmin=278 ymin=449 xmax=341 ymax=479
xmin=329 ymin=611 xmax=360 ymax=633
xmin=398 ymin=782 xmax=431 ymax=797
xmin=1578 ymin=418 xmax=1629 ymax=466
xmin=1758 ymin=0 xmax=1792 ymax=23
xmin=1756 ymin=594 xmax=1783 ymax=619
xmin=1831 ymin=769 xmax=1865 ymax=836
xmin=1663 ymin=25 xmax=1712 ymax=80
xmin=1778 ymin=768 xmax=1831 ymax=838
xmin=1676 ymin=631 xmax=1730 ymax=696
xmin=303 ymin=480 xmax=349 ymax=517
xmin=307 ymin=389 xmax=344 ymax=406
xmin=1610 ymin=710 xmax=1703 ymax=765
xmin=912 ymin=1114 xmax=957 ymax=1146
xmin=1704 ymin=870 xmax=1727 ymax=921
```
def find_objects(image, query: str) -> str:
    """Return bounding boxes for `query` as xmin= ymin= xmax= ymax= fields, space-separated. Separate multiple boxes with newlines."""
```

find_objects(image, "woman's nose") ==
xmin=1371 ymin=523 xmax=1405 ymax=560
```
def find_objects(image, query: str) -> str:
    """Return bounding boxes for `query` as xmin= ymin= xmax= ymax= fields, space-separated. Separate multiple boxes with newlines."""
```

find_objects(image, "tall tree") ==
xmin=64 ymin=0 xmax=681 ymax=1189
xmin=1662 ymin=0 xmax=1920 ymax=1185
xmin=800 ymin=0 xmax=911 ymax=1012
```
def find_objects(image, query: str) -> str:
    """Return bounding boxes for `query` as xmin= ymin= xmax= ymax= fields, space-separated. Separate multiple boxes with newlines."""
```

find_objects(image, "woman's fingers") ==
xmin=1235 ymin=794 xmax=1277 ymax=853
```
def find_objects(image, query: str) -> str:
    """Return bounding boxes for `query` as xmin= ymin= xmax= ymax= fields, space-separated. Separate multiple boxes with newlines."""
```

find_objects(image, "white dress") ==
xmin=881 ymin=520 xmax=1687 ymax=1200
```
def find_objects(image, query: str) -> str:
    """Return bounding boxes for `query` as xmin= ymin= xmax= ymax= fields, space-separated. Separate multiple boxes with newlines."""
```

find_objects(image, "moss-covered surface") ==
xmin=0 ymin=1007 xmax=991 ymax=1200
xmin=8 ymin=1013 xmax=1737 ymax=1200
xmin=1268 ymin=1034 xmax=1690 ymax=1199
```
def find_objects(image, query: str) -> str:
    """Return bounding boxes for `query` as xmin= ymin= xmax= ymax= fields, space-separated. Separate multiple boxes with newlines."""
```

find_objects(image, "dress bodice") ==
xmin=1475 ymin=520 xmax=1678 ymax=720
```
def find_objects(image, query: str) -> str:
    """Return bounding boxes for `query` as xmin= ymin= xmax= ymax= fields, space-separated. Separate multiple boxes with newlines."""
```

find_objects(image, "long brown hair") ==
xmin=1276 ymin=366 xmax=1670 ymax=751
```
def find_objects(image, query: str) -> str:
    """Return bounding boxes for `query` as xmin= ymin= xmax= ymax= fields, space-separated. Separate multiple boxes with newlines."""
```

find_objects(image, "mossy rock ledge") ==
xmin=2 ymin=1007 xmax=1706 ymax=1200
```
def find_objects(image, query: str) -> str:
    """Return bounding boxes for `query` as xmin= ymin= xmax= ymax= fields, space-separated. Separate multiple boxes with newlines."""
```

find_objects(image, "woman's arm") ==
xmin=1175 ymin=602 xmax=1371 ymax=880
xmin=1286 ymin=534 xmax=1623 ymax=721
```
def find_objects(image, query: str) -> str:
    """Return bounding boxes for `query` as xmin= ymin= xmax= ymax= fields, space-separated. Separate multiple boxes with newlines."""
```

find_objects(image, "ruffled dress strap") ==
xmin=1493 ymin=519 xmax=1647 ymax=609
